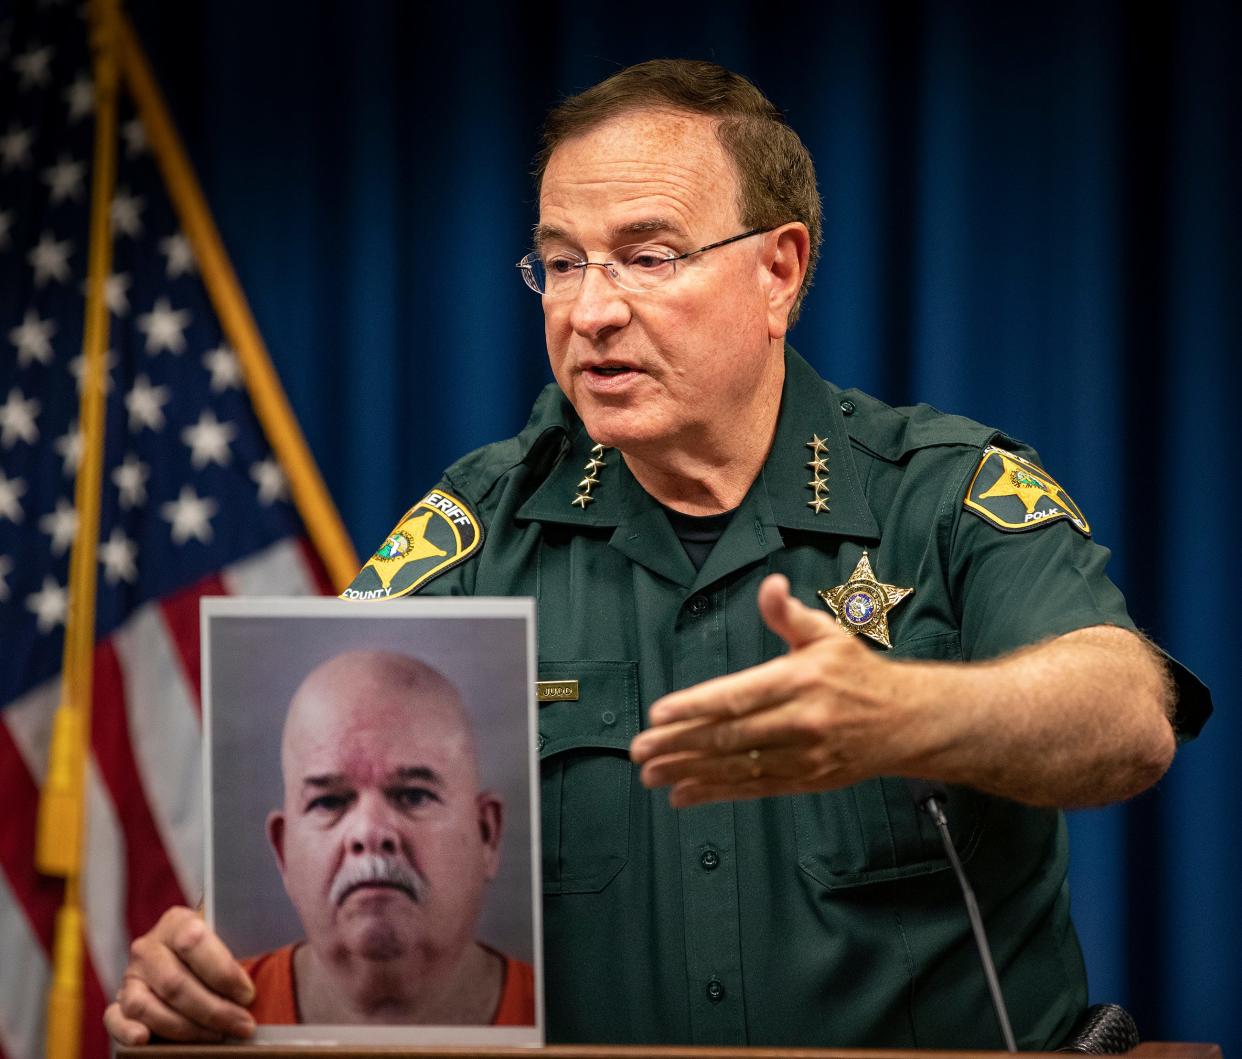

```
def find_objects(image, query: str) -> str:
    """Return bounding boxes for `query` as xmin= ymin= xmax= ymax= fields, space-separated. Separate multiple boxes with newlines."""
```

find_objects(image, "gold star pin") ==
xmin=807 ymin=496 xmax=830 ymax=514
xmin=817 ymin=551 xmax=913 ymax=648
xmin=806 ymin=434 xmax=828 ymax=454
xmin=570 ymin=492 xmax=594 ymax=508
xmin=806 ymin=456 xmax=828 ymax=474
xmin=571 ymin=442 xmax=611 ymax=508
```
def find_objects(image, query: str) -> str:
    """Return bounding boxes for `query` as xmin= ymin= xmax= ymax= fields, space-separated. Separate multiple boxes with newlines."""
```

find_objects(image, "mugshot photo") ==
xmin=200 ymin=597 xmax=541 ymax=1044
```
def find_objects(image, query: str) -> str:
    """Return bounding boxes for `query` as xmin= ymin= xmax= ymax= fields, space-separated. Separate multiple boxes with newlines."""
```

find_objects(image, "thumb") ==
xmin=758 ymin=573 xmax=842 ymax=650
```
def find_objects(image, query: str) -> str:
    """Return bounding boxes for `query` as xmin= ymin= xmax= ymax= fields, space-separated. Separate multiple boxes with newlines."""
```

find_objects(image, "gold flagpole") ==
xmin=37 ymin=2 xmax=121 ymax=1057
xmin=115 ymin=17 xmax=358 ymax=588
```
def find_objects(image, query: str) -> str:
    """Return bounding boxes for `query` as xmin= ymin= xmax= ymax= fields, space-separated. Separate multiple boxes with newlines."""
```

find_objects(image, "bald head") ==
xmin=281 ymin=650 xmax=480 ymax=800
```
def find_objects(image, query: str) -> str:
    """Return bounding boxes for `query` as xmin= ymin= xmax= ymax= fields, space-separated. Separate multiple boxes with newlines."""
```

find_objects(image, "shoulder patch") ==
xmin=340 ymin=489 xmax=483 ymax=601
xmin=963 ymin=446 xmax=1090 ymax=536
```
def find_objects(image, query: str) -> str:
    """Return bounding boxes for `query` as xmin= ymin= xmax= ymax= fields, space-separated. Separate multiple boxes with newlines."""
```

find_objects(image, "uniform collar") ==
xmin=516 ymin=347 xmax=879 ymax=585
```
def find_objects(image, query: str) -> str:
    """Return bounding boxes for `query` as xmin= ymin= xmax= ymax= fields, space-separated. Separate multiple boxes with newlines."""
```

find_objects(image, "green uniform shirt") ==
xmin=345 ymin=348 xmax=1209 ymax=1048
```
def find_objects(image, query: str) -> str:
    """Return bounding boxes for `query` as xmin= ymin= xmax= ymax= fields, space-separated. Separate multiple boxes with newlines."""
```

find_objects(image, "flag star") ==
xmin=251 ymin=458 xmax=288 ymax=505
xmin=136 ymin=296 xmax=191 ymax=354
xmin=68 ymin=348 xmax=117 ymax=395
xmin=110 ymin=188 xmax=144 ymax=238
xmin=53 ymin=423 xmax=83 ymax=475
xmin=42 ymin=155 xmax=85 ymax=204
xmin=203 ymin=345 xmax=242 ymax=392
xmin=159 ymin=232 xmax=195 ymax=277
xmin=28 ymin=230 xmax=73 ymax=286
xmin=0 ymin=125 xmax=33 ymax=170
xmin=0 ymin=555 xmax=12 ymax=603
xmin=0 ymin=469 xmax=26 ymax=523
xmin=112 ymin=453 xmax=149 ymax=509
xmin=9 ymin=307 xmax=57 ymax=366
xmin=38 ymin=496 xmax=77 ymax=554
xmin=0 ymin=209 xmax=13 ymax=249
xmin=121 ymin=116 xmax=147 ymax=157
xmin=161 ymin=485 xmax=218 ymax=545
xmin=27 ymin=575 xmax=67 ymax=633
xmin=13 ymin=43 xmax=54 ymax=91
xmin=181 ymin=409 xmax=236 ymax=468
xmin=64 ymin=74 xmax=93 ymax=121
xmin=0 ymin=388 xmax=40 ymax=447
xmin=99 ymin=526 xmax=138 ymax=585
xmin=78 ymin=270 xmax=131 ymax=316
xmin=125 ymin=374 xmax=170 ymax=432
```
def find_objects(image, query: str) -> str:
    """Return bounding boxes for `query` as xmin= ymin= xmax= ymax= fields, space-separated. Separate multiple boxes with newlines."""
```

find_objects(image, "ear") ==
xmin=475 ymin=791 xmax=504 ymax=881
xmin=266 ymin=809 xmax=287 ymax=873
xmin=763 ymin=222 xmax=811 ymax=340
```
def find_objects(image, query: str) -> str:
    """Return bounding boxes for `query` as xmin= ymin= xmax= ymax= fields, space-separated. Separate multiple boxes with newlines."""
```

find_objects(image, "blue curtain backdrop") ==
xmin=121 ymin=0 xmax=1238 ymax=1050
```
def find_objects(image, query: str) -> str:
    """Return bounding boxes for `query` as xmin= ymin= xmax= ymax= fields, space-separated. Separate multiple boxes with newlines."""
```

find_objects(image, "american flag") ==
xmin=0 ymin=5 xmax=348 ymax=1058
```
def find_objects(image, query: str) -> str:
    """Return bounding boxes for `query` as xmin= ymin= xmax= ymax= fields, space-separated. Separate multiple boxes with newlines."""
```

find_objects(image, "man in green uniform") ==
xmin=106 ymin=59 xmax=1210 ymax=1050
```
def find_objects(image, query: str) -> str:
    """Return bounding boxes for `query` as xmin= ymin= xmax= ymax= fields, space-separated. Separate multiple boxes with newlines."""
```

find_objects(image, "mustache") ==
xmin=329 ymin=853 xmax=428 ymax=907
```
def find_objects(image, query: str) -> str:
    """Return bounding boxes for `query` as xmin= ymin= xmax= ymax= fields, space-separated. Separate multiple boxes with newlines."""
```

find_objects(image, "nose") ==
xmin=344 ymin=792 xmax=400 ymax=857
xmin=566 ymin=260 xmax=631 ymax=340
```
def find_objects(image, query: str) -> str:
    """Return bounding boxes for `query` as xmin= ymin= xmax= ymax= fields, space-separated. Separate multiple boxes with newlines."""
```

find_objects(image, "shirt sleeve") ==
xmin=948 ymin=445 xmax=1212 ymax=740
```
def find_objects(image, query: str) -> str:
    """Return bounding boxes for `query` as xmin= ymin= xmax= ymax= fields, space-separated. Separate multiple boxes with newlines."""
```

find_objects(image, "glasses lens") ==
xmin=518 ymin=253 xmax=547 ymax=294
xmin=612 ymin=244 xmax=676 ymax=291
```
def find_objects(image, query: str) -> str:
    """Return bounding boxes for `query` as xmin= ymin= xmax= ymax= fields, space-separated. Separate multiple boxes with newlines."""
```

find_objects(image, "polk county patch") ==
xmin=964 ymin=446 xmax=1090 ymax=536
xmin=340 ymin=489 xmax=483 ymax=601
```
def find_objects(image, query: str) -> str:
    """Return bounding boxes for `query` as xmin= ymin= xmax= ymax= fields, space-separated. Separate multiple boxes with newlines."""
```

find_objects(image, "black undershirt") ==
xmin=661 ymin=505 xmax=737 ymax=572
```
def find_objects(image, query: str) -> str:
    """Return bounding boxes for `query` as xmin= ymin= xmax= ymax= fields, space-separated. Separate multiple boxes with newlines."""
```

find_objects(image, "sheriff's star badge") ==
xmin=817 ymin=551 xmax=913 ymax=649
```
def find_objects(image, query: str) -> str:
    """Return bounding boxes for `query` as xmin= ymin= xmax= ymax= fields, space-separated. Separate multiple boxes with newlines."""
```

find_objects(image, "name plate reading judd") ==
xmin=536 ymin=680 xmax=580 ymax=702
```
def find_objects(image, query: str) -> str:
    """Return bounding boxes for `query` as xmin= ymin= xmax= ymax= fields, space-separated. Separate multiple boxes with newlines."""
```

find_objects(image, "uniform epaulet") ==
xmin=835 ymin=388 xmax=995 ymax=463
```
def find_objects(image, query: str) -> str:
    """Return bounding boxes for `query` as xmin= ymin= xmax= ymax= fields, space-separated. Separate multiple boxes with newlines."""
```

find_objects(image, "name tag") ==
xmin=536 ymin=680 xmax=579 ymax=702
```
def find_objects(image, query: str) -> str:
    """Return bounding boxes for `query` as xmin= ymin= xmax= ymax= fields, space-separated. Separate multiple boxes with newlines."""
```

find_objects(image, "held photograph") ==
xmin=200 ymin=597 xmax=542 ymax=1046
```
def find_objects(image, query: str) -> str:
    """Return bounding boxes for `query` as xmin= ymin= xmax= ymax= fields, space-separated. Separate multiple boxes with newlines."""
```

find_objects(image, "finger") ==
xmin=641 ymin=741 xmax=827 ymax=790
xmin=634 ymin=700 xmax=811 ymax=766
xmin=758 ymin=573 xmax=841 ymax=650
xmin=643 ymin=651 xmax=810 ymax=730
xmin=669 ymin=774 xmax=827 ymax=809
xmin=128 ymin=930 xmax=255 ymax=1039
xmin=104 ymin=1001 xmax=151 ymax=1047
xmin=157 ymin=908 xmax=255 ymax=1005
xmin=115 ymin=974 xmax=246 ymax=1043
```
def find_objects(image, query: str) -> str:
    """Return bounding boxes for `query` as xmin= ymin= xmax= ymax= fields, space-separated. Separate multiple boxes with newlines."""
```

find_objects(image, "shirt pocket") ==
xmin=537 ymin=660 xmax=638 ymax=895
xmin=792 ymin=631 xmax=988 ymax=891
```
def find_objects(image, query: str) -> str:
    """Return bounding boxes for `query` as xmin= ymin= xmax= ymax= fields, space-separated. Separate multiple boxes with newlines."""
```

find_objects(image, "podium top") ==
xmin=120 ymin=1041 xmax=1223 ymax=1059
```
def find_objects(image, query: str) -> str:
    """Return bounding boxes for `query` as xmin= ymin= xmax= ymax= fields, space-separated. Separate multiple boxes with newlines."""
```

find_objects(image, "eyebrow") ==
xmin=300 ymin=765 xmax=445 ymax=791
xmin=532 ymin=217 xmax=688 ymax=251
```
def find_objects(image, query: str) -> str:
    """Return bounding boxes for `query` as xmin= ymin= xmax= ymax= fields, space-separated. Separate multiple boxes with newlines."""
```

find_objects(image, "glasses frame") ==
xmin=516 ymin=226 xmax=775 ymax=297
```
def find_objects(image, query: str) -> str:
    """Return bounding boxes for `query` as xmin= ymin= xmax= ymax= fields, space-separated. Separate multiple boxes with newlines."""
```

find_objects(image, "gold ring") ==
xmin=748 ymin=748 xmax=763 ymax=779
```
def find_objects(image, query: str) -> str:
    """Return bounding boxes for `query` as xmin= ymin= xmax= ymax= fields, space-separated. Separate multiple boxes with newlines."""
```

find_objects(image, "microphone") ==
xmin=909 ymin=780 xmax=1017 ymax=1053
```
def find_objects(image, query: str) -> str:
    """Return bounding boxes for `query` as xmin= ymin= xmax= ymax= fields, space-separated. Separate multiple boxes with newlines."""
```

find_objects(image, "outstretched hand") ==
xmin=630 ymin=573 xmax=910 ymax=807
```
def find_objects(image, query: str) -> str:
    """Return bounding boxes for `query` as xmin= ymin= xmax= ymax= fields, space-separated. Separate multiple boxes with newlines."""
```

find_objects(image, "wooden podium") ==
xmin=124 ymin=1041 xmax=1222 ymax=1058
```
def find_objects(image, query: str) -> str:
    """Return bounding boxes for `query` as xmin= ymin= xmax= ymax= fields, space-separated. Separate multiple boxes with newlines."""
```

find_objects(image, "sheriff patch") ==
xmin=340 ymin=489 xmax=483 ymax=601
xmin=963 ymin=446 xmax=1090 ymax=536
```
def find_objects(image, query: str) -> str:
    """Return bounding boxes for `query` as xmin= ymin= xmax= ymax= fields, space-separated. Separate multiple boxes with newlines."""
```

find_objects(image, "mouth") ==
xmin=337 ymin=879 xmax=416 ymax=906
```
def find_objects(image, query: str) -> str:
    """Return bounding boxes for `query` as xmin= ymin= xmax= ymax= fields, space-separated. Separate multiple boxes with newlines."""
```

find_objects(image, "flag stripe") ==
xmin=89 ymin=641 xmax=188 ymax=949
xmin=0 ymin=716 xmax=62 ymax=952
xmin=158 ymin=573 xmax=228 ymax=714
xmin=0 ymin=863 xmax=50 ymax=1059
xmin=81 ymin=758 xmax=130 ymax=1000
xmin=114 ymin=605 xmax=203 ymax=905
xmin=223 ymin=536 xmax=320 ymax=597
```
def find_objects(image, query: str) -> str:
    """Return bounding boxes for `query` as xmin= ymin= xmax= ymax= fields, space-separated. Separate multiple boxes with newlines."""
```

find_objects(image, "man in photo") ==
xmin=242 ymin=649 xmax=534 ymax=1026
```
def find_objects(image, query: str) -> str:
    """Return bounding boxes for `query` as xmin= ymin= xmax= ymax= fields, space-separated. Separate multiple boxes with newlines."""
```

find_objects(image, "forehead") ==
xmin=284 ymin=687 xmax=470 ymax=776
xmin=539 ymin=108 xmax=741 ymax=240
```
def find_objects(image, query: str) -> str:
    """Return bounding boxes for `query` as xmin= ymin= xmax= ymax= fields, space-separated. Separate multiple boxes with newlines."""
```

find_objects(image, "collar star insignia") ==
xmin=804 ymin=433 xmax=829 ymax=514
xmin=571 ymin=442 xmax=609 ymax=508
xmin=817 ymin=551 xmax=913 ymax=648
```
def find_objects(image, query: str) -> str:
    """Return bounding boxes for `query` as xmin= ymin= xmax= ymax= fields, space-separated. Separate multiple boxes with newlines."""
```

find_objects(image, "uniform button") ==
xmin=700 ymin=849 xmax=720 ymax=871
xmin=706 ymin=978 xmax=725 ymax=1003
xmin=687 ymin=594 xmax=709 ymax=616
xmin=601 ymin=710 xmax=616 ymax=726
xmin=840 ymin=398 xmax=856 ymax=416
xmin=536 ymin=734 xmax=546 ymax=751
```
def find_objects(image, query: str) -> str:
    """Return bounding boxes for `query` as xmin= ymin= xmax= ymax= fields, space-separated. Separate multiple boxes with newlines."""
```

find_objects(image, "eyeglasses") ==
xmin=516 ymin=226 xmax=774 ymax=297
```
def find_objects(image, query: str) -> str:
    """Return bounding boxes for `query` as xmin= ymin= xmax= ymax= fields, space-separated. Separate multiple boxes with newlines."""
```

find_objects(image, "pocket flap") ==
xmin=537 ymin=660 xmax=638 ymax=758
